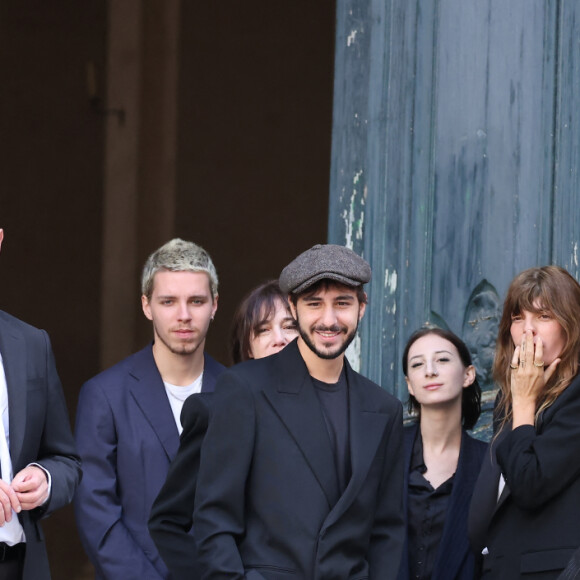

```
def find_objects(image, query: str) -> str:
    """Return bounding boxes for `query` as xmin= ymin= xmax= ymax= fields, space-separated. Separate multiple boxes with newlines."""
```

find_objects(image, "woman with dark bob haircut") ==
xmin=469 ymin=265 xmax=580 ymax=579
xmin=398 ymin=326 xmax=486 ymax=580
xmin=230 ymin=280 xmax=298 ymax=364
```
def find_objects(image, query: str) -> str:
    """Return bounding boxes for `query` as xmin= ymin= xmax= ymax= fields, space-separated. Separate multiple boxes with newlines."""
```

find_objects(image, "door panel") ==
xmin=329 ymin=0 xmax=580 ymax=438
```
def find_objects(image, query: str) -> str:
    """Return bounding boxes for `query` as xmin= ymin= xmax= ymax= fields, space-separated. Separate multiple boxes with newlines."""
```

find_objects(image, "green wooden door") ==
xmin=329 ymin=0 xmax=580 ymax=436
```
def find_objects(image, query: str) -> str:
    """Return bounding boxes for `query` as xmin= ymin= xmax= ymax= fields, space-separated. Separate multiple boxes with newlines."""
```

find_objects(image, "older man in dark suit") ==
xmin=0 ymin=228 xmax=81 ymax=580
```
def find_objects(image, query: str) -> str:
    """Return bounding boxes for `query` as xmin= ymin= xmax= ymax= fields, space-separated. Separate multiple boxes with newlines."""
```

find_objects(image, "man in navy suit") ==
xmin=194 ymin=244 xmax=405 ymax=579
xmin=74 ymin=238 xmax=225 ymax=579
xmin=0 ymin=228 xmax=81 ymax=580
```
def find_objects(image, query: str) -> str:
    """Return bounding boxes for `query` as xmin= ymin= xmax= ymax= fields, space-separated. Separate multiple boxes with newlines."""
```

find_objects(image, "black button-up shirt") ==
xmin=407 ymin=432 xmax=455 ymax=580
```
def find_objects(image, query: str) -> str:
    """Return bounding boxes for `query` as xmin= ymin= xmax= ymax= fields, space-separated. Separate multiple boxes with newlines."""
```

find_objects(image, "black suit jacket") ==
xmin=149 ymin=392 xmax=213 ymax=580
xmin=397 ymin=424 xmax=487 ymax=580
xmin=0 ymin=310 xmax=81 ymax=580
xmin=469 ymin=371 xmax=580 ymax=579
xmin=193 ymin=339 xmax=405 ymax=579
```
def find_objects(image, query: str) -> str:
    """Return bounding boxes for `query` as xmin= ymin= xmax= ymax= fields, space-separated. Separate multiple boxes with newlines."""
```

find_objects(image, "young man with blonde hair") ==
xmin=75 ymin=239 xmax=224 ymax=579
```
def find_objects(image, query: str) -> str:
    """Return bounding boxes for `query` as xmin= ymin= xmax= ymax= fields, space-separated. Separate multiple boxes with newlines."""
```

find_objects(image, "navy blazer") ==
xmin=397 ymin=424 xmax=487 ymax=580
xmin=194 ymin=339 xmax=405 ymax=579
xmin=74 ymin=344 xmax=224 ymax=580
xmin=469 ymin=372 xmax=580 ymax=579
xmin=0 ymin=310 xmax=81 ymax=580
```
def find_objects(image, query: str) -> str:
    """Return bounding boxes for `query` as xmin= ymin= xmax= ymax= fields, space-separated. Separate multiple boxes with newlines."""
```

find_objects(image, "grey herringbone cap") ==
xmin=279 ymin=244 xmax=371 ymax=294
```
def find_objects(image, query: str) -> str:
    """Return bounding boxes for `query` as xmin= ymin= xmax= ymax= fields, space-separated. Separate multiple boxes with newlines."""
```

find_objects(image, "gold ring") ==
xmin=510 ymin=363 xmax=518 ymax=370
xmin=534 ymin=361 xmax=545 ymax=367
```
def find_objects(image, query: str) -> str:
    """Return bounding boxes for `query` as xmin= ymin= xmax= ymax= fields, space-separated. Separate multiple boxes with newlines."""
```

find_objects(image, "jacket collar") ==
xmin=127 ymin=345 xmax=223 ymax=461
xmin=433 ymin=431 xmax=486 ymax=579
xmin=263 ymin=340 xmax=390 ymax=515
xmin=263 ymin=340 xmax=340 ymax=506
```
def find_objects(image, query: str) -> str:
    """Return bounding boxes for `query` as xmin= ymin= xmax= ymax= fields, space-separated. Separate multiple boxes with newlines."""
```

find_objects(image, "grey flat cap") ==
xmin=279 ymin=244 xmax=371 ymax=294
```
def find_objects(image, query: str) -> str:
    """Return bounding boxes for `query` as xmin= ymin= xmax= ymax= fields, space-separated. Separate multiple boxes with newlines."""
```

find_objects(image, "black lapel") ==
xmin=343 ymin=363 xmax=389 ymax=494
xmin=490 ymin=427 xmax=512 ymax=512
xmin=434 ymin=432 xmax=486 ymax=579
xmin=261 ymin=341 xmax=340 ymax=508
xmin=324 ymin=362 xmax=390 ymax=524
xmin=398 ymin=424 xmax=419 ymax=580
xmin=468 ymin=429 xmax=507 ymax=553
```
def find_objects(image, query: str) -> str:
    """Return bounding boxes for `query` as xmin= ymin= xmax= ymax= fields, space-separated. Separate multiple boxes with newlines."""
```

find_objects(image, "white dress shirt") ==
xmin=0 ymin=353 xmax=25 ymax=545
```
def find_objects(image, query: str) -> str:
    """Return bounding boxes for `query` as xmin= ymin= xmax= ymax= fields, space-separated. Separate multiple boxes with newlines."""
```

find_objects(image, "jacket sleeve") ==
xmin=496 ymin=374 xmax=580 ymax=510
xmin=194 ymin=372 xmax=256 ymax=579
xmin=369 ymin=401 xmax=405 ymax=580
xmin=74 ymin=378 xmax=164 ymax=579
xmin=148 ymin=394 xmax=210 ymax=580
xmin=28 ymin=330 xmax=81 ymax=518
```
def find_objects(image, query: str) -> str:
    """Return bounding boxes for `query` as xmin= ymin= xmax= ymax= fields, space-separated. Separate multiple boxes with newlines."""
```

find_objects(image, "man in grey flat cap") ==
xmin=193 ymin=244 xmax=405 ymax=579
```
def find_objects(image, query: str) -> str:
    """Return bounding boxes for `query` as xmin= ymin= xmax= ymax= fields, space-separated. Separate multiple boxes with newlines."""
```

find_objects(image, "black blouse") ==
xmin=407 ymin=432 xmax=455 ymax=580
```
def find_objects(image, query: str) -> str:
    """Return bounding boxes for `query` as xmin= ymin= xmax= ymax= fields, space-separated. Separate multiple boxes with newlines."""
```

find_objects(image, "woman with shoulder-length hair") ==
xmin=398 ymin=326 xmax=487 ymax=580
xmin=230 ymin=279 xmax=298 ymax=364
xmin=469 ymin=265 xmax=580 ymax=579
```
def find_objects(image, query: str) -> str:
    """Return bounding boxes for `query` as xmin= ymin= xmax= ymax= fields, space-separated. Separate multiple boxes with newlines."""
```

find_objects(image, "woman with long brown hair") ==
xmin=469 ymin=265 xmax=580 ymax=579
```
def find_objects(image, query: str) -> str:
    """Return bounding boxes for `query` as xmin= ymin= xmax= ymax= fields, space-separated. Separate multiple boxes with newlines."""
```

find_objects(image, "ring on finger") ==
xmin=533 ymin=360 xmax=545 ymax=367
xmin=510 ymin=363 xmax=518 ymax=370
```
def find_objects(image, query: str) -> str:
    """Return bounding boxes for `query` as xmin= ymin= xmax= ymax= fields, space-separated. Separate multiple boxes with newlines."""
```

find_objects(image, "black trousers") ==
xmin=0 ymin=544 xmax=24 ymax=580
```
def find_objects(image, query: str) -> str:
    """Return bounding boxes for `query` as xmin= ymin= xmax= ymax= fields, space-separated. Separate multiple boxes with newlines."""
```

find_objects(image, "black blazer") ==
xmin=397 ymin=424 xmax=487 ymax=580
xmin=0 ymin=310 xmax=81 ymax=580
xmin=193 ymin=339 xmax=405 ymax=579
xmin=149 ymin=392 xmax=213 ymax=580
xmin=469 ymin=372 xmax=580 ymax=579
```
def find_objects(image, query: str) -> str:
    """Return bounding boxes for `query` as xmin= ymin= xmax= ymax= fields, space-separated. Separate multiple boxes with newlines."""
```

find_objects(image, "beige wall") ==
xmin=0 ymin=1 xmax=334 ymax=577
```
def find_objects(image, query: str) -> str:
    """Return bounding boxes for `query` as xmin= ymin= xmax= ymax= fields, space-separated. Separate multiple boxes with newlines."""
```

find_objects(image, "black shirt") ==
xmin=407 ymin=431 xmax=455 ymax=580
xmin=312 ymin=370 xmax=351 ymax=494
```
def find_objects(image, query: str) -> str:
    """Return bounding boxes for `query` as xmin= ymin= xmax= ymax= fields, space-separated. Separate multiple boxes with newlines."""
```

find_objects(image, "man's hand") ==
xmin=0 ymin=479 xmax=20 ymax=525
xmin=11 ymin=465 xmax=49 ymax=511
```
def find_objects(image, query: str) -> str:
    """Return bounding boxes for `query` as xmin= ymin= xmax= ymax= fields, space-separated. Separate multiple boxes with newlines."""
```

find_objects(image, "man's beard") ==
xmin=295 ymin=314 xmax=358 ymax=360
xmin=153 ymin=325 xmax=202 ymax=356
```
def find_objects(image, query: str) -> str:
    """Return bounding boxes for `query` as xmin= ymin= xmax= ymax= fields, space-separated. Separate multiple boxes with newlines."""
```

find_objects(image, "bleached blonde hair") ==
xmin=141 ymin=238 xmax=218 ymax=300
